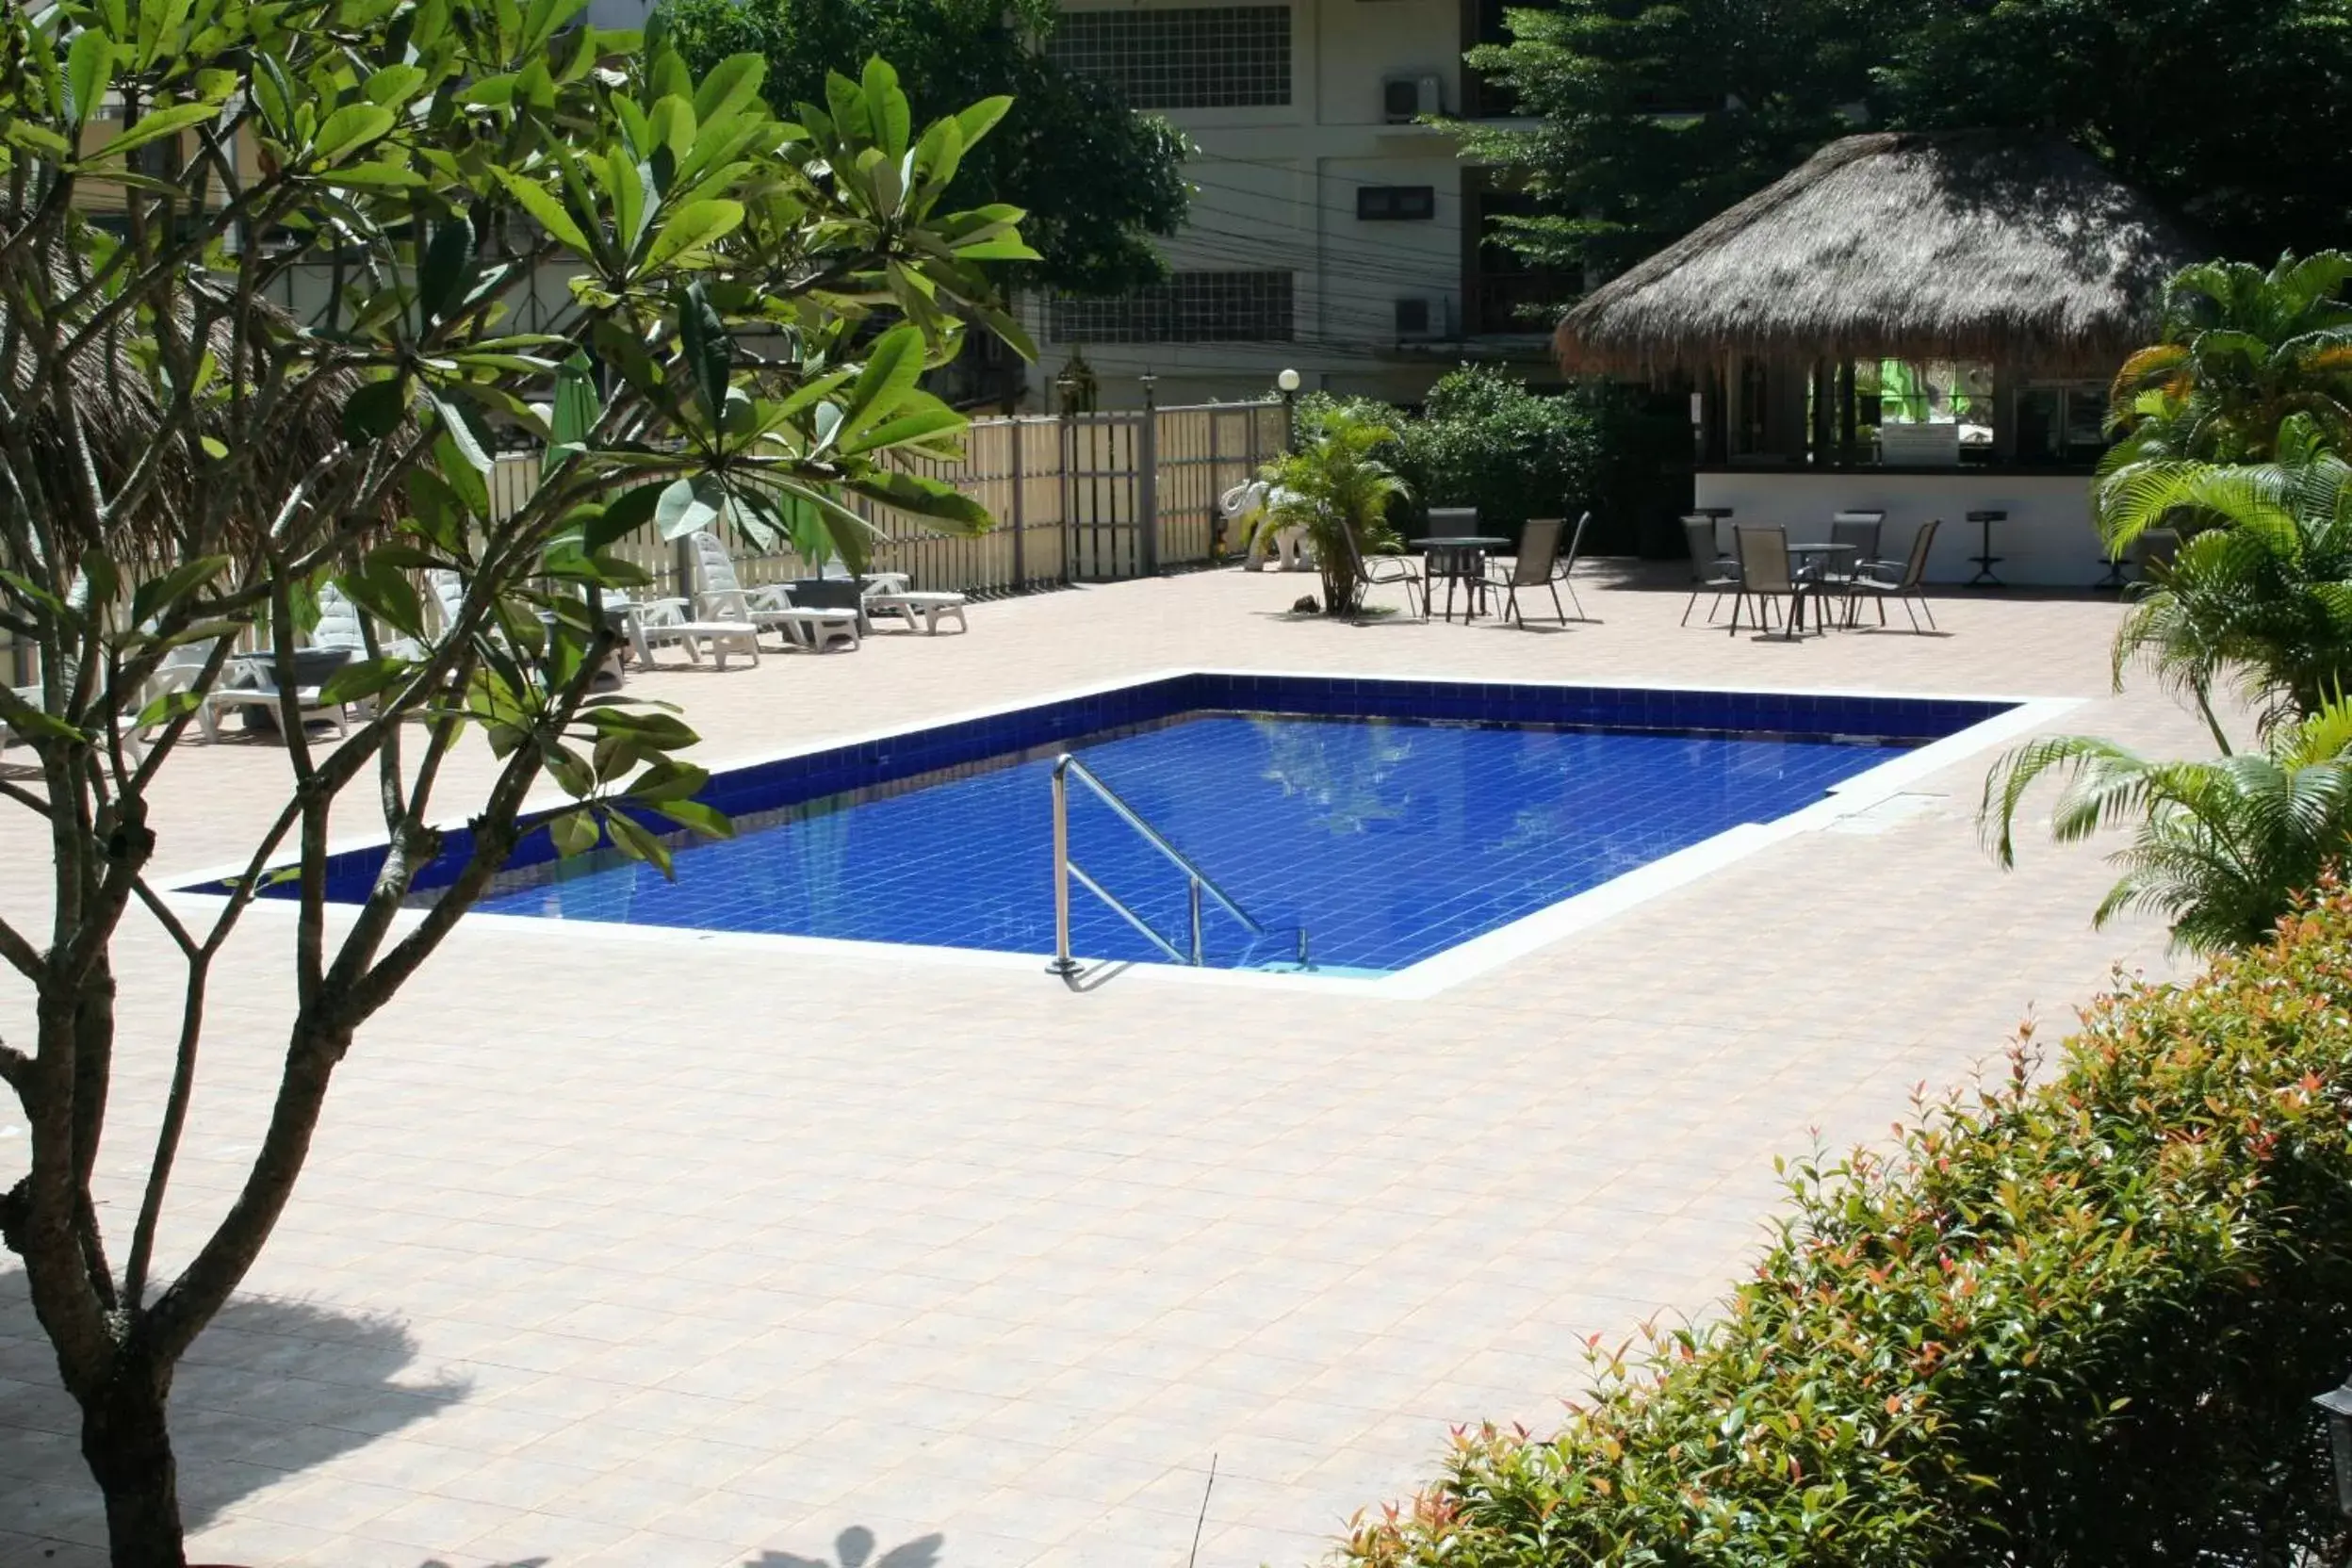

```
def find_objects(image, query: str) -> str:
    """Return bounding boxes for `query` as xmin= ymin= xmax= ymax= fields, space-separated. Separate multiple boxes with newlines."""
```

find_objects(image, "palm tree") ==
xmin=2099 ymin=416 xmax=2352 ymax=744
xmin=1252 ymin=408 xmax=1414 ymax=615
xmin=2102 ymin=251 xmax=2352 ymax=480
xmin=1981 ymin=696 xmax=2352 ymax=956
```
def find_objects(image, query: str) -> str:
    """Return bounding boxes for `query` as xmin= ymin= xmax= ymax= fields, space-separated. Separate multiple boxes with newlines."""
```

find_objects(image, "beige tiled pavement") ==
xmin=2 ymin=563 xmax=2204 ymax=1566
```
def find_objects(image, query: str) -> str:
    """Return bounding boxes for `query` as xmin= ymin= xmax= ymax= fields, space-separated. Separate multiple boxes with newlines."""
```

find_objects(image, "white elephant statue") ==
xmin=1220 ymin=479 xmax=1315 ymax=572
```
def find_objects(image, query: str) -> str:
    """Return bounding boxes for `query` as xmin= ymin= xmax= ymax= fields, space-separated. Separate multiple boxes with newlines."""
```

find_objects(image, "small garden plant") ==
xmin=1344 ymin=879 xmax=2352 ymax=1567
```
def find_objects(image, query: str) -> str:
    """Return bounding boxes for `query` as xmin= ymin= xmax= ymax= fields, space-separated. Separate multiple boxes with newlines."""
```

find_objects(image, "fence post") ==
xmin=1136 ymin=380 xmax=1159 ymax=578
xmin=1007 ymin=418 xmax=1025 ymax=589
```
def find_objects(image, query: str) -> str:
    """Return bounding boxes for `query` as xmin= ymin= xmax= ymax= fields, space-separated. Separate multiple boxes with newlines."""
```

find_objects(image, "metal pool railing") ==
xmin=1048 ymin=752 xmax=1308 ymax=980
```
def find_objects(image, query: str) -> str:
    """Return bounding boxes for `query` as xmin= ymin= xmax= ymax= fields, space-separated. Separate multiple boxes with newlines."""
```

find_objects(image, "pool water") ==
xmin=472 ymin=711 xmax=1907 ymax=974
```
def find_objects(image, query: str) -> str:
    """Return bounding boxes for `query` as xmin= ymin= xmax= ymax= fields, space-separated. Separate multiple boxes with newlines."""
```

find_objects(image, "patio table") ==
xmin=1788 ymin=541 xmax=1859 ymax=630
xmin=1418 ymin=535 xmax=1509 ymax=622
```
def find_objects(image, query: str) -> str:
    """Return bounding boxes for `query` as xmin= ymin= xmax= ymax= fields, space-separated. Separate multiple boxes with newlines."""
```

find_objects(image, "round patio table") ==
xmin=1418 ymin=535 xmax=1509 ymax=622
xmin=1788 ymin=541 xmax=1859 ymax=630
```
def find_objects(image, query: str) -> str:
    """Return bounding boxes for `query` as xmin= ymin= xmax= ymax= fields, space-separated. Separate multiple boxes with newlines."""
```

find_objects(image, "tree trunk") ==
xmin=80 ymin=1360 xmax=187 ymax=1568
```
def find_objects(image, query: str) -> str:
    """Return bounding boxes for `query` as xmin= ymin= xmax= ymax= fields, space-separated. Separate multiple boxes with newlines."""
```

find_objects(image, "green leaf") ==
xmin=133 ymin=687 xmax=205 ymax=730
xmin=417 ymin=215 xmax=474 ymax=327
xmin=624 ymin=758 xmax=708 ymax=802
xmin=364 ymin=63 xmax=428 ymax=105
xmin=429 ymin=393 xmax=494 ymax=477
xmin=650 ymin=798 xmax=732 ymax=838
xmin=604 ymin=810 xmax=676 ymax=876
xmin=66 ymin=30 xmax=116 ymax=131
xmin=653 ymin=474 xmax=726 ymax=540
xmin=861 ymin=56 xmax=906 ymax=155
xmin=318 ymin=657 xmax=412 ymax=705
xmin=677 ymin=280 xmax=729 ymax=416
xmin=692 ymin=54 xmax=764 ymax=127
xmin=840 ymin=405 xmax=964 ymax=457
xmin=547 ymin=808 xmax=601 ymax=856
xmin=951 ymin=237 xmax=1043 ymax=262
xmin=130 ymin=554 xmax=232 ymax=628
xmin=313 ymin=103 xmax=395 ymax=164
xmin=4 ymin=705 xmax=90 ymax=744
xmin=493 ymin=168 xmax=594 ymax=257
xmin=848 ymin=469 xmax=992 ymax=531
xmin=584 ymin=481 xmax=664 ymax=550
xmin=837 ymin=324 xmax=923 ymax=441
xmin=953 ymin=95 xmax=1012 ymax=150
xmin=102 ymin=101 xmax=220 ymax=158
xmin=641 ymin=198 xmax=743 ymax=271
xmin=341 ymin=377 xmax=407 ymax=444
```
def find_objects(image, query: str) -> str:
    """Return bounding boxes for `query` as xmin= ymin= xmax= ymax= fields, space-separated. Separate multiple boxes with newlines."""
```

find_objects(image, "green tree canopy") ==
xmin=655 ymin=0 xmax=1190 ymax=295
xmin=1466 ymin=0 xmax=2352 ymax=282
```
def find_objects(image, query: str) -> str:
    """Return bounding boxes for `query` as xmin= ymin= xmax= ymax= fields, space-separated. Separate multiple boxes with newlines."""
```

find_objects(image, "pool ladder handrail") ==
xmin=1049 ymin=752 xmax=1308 ymax=978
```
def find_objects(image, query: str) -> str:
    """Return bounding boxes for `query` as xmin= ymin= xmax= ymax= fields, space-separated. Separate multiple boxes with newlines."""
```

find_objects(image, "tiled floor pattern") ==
xmin=482 ymin=713 xmax=1910 ymax=972
xmin=2 ymin=564 xmax=2210 ymax=1566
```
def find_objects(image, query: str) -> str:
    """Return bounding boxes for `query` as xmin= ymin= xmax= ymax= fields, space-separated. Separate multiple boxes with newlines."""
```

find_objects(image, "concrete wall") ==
xmin=1692 ymin=471 xmax=2109 ymax=590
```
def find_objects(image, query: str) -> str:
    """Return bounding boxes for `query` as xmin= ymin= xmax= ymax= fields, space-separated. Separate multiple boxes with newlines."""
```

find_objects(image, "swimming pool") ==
xmin=210 ymin=673 xmax=2031 ymax=982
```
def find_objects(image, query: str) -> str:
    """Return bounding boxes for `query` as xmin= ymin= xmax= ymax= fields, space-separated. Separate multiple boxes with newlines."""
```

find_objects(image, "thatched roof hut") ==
xmin=1553 ymin=132 xmax=2204 ymax=377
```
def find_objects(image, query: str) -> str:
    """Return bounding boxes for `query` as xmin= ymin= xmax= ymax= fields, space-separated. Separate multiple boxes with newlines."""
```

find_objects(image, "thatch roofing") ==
xmin=1 ymin=249 xmax=375 ymax=564
xmin=1553 ymin=131 xmax=2204 ymax=376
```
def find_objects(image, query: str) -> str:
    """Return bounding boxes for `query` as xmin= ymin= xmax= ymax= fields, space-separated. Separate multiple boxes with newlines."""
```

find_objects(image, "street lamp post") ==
xmin=1276 ymin=367 xmax=1301 ymax=452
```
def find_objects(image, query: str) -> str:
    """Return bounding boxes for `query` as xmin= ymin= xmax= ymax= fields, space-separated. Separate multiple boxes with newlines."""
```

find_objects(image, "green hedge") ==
xmin=1344 ymin=882 xmax=2352 ymax=1568
xmin=1298 ymin=367 xmax=1691 ymax=555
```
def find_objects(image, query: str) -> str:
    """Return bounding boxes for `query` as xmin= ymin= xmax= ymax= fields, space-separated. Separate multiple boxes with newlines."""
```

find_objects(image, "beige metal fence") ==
xmin=0 ymin=399 xmax=1287 ymax=682
xmin=506 ymin=399 xmax=1290 ymax=599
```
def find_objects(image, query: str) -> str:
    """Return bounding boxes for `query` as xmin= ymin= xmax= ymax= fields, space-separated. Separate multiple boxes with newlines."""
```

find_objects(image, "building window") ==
xmin=1357 ymin=186 xmax=1436 ymax=221
xmin=1048 ymin=7 xmax=1291 ymax=109
xmin=1050 ymin=270 xmax=1294 ymax=343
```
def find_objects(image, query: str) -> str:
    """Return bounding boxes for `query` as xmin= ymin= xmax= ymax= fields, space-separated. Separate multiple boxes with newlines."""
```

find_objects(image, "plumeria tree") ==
xmin=0 ymin=0 xmax=1029 ymax=1557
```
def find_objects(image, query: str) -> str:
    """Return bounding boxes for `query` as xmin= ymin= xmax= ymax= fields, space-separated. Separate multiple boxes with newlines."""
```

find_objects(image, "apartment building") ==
xmin=1032 ymin=0 xmax=1562 ymax=409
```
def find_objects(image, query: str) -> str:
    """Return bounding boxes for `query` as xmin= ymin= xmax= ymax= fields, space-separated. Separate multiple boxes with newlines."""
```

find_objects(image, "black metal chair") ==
xmin=1850 ymin=517 xmax=1942 ymax=631
xmin=1339 ymin=524 xmax=1427 ymax=619
xmin=1730 ymin=526 xmax=1809 ymax=640
xmin=1491 ymin=516 xmax=1567 ymax=626
xmin=1818 ymin=512 xmax=1885 ymax=626
xmin=1681 ymin=514 xmax=1740 ymax=626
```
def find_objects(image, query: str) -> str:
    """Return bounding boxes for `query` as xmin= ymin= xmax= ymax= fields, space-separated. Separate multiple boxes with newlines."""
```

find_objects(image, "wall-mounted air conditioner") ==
xmin=1381 ymin=74 xmax=1443 ymax=123
xmin=1394 ymin=295 xmax=1452 ymax=342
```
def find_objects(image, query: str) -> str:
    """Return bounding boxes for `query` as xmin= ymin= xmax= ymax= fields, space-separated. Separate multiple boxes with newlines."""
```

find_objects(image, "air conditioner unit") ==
xmin=1394 ymin=295 xmax=1451 ymax=342
xmin=1381 ymin=74 xmax=1443 ymax=123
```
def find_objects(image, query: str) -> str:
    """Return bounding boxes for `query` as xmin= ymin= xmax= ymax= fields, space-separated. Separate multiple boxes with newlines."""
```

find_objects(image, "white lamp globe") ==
xmin=1276 ymin=368 xmax=1301 ymax=393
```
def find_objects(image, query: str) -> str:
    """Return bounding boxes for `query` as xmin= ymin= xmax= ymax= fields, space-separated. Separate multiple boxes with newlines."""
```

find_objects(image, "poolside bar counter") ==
xmin=1693 ymin=466 xmax=2099 ymax=588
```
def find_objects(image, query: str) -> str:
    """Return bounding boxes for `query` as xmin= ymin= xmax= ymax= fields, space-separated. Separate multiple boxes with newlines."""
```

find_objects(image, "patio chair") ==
xmin=1816 ymin=512 xmax=1886 ymax=626
xmin=622 ymin=596 xmax=762 ymax=669
xmin=1681 ymin=514 xmax=1740 ymax=626
xmin=1491 ymin=513 xmax=1593 ymax=626
xmin=860 ymin=578 xmax=969 ymax=634
xmin=688 ymin=531 xmax=859 ymax=652
xmin=1489 ymin=516 xmax=1567 ymax=626
xmin=1729 ymin=526 xmax=1810 ymax=640
xmin=197 ymin=646 xmax=355 ymax=742
xmin=1338 ymin=521 xmax=1427 ymax=619
xmin=1849 ymin=517 xmax=1942 ymax=632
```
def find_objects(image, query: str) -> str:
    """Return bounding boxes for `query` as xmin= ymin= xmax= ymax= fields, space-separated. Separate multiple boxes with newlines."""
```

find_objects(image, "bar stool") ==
xmin=1966 ymin=510 xmax=2006 ymax=587
xmin=1691 ymin=505 xmax=1735 ymax=560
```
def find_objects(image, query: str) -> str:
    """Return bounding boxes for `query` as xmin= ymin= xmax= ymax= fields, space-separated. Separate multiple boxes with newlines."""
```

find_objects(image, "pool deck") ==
xmin=2 ymin=564 xmax=2206 ymax=1567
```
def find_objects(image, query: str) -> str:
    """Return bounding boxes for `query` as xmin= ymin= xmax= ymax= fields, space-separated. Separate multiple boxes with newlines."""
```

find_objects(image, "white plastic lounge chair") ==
xmin=197 ymin=648 xmax=354 ymax=742
xmin=621 ymin=596 xmax=761 ymax=669
xmin=690 ymin=532 xmax=859 ymax=653
xmin=862 ymin=580 xmax=968 ymax=634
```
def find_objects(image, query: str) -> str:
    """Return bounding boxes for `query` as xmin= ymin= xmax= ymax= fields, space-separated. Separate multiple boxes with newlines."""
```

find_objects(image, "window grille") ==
xmin=1049 ymin=270 xmax=1295 ymax=343
xmin=1048 ymin=7 xmax=1292 ymax=109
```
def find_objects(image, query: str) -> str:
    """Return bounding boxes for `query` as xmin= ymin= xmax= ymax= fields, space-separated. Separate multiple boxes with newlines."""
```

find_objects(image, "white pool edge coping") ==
xmin=160 ymin=671 xmax=2082 ymax=1001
